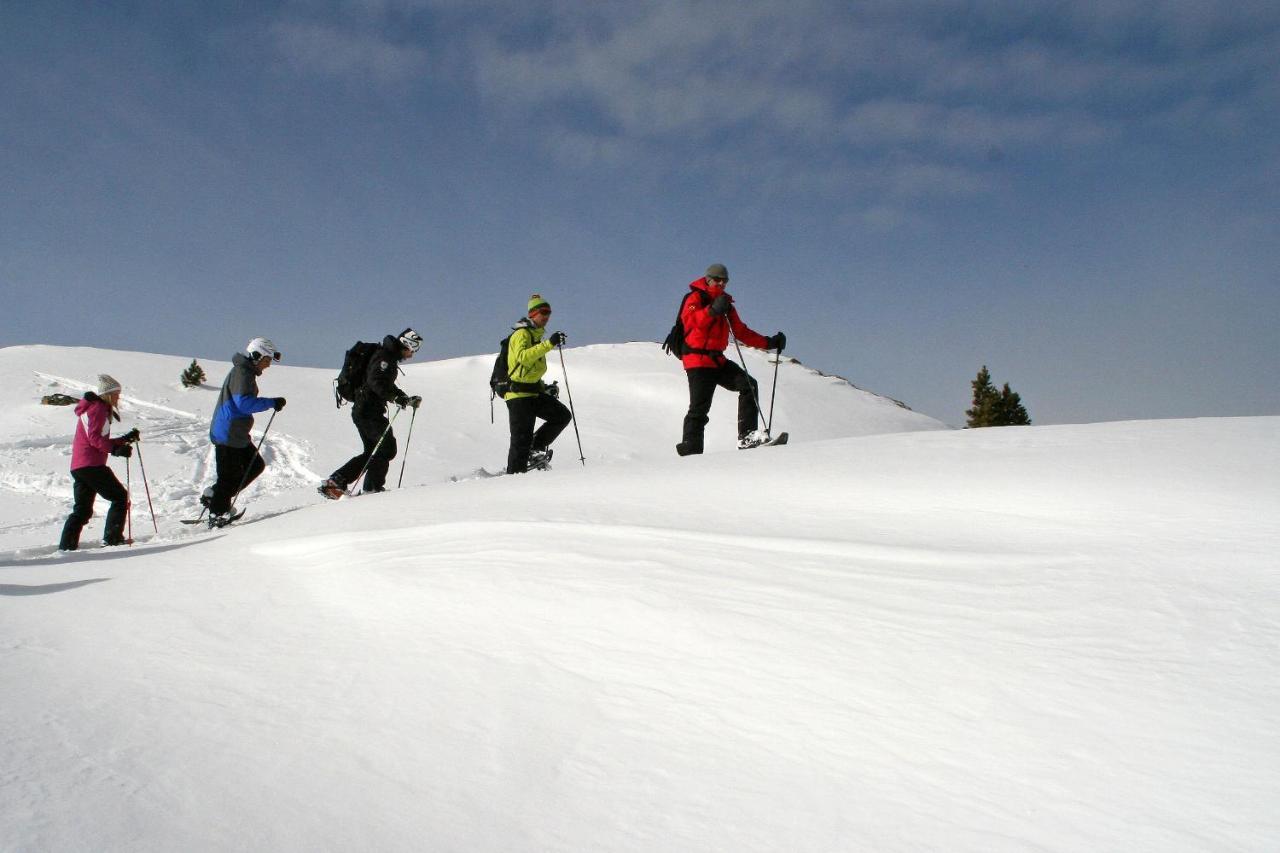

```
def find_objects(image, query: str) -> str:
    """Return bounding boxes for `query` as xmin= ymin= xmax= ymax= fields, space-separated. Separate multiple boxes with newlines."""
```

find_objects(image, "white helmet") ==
xmin=398 ymin=328 xmax=423 ymax=354
xmin=245 ymin=337 xmax=281 ymax=362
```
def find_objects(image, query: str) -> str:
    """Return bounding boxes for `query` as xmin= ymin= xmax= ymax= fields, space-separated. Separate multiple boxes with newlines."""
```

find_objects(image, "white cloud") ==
xmin=270 ymin=20 xmax=427 ymax=82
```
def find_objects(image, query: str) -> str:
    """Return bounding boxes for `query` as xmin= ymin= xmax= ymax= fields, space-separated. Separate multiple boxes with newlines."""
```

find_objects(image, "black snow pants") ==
xmin=59 ymin=465 xmax=129 ymax=550
xmin=331 ymin=405 xmax=397 ymax=492
xmin=505 ymin=393 xmax=571 ymax=474
xmin=208 ymin=444 xmax=266 ymax=515
xmin=681 ymin=361 xmax=759 ymax=453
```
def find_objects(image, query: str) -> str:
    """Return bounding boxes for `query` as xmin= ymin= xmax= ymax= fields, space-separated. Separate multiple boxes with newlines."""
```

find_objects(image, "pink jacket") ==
xmin=71 ymin=392 xmax=123 ymax=470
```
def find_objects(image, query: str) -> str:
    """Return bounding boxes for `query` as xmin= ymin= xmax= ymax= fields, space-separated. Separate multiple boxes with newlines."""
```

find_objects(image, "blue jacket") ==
xmin=210 ymin=353 xmax=275 ymax=447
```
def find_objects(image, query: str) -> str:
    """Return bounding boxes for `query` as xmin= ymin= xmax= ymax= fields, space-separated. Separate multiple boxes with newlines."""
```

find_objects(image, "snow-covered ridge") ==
xmin=0 ymin=342 xmax=944 ymax=550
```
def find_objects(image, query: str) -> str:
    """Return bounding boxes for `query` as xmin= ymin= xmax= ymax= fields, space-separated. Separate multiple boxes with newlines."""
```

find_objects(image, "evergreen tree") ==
xmin=965 ymin=366 xmax=1031 ymax=427
xmin=180 ymin=358 xmax=206 ymax=388
xmin=996 ymin=383 xmax=1031 ymax=426
xmin=965 ymin=365 xmax=999 ymax=427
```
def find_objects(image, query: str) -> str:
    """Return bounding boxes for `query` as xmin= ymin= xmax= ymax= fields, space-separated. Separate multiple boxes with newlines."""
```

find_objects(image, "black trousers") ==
xmin=682 ymin=362 xmax=759 ymax=451
xmin=209 ymin=444 xmax=266 ymax=514
xmin=60 ymin=465 xmax=128 ymax=550
xmin=332 ymin=408 xmax=397 ymax=492
xmin=506 ymin=394 xmax=571 ymax=474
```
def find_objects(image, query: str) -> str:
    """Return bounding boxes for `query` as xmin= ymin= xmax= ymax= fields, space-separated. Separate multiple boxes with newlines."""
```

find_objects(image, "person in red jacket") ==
xmin=58 ymin=374 xmax=140 ymax=550
xmin=676 ymin=263 xmax=785 ymax=455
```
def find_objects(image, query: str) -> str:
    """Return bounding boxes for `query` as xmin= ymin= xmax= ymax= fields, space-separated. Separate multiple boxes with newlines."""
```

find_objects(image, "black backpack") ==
xmin=661 ymin=291 xmax=710 ymax=358
xmin=333 ymin=341 xmax=380 ymax=407
xmin=489 ymin=330 xmax=545 ymax=399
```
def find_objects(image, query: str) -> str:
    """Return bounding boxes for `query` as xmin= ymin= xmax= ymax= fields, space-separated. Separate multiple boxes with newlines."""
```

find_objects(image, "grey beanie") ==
xmin=705 ymin=263 xmax=729 ymax=280
xmin=97 ymin=374 xmax=121 ymax=396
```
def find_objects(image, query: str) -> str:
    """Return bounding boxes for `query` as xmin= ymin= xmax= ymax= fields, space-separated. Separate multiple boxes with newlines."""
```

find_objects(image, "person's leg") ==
xmin=209 ymin=445 xmax=243 ymax=515
xmin=530 ymin=395 xmax=572 ymax=452
xmin=717 ymin=361 xmax=760 ymax=439
xmin=236 ymin=447 xmax=267 ymax=494
xmin=91 ymin=467 xmax=130 ymax=545
xmin=506 ymin=396 xmax=537 ymax=474
xmin=332 ymin=410 xmax=383 ymax=486
xmin=679 ymin=368 xmax=718 ymax=454
xmin=362 ymin=418 xmax=396 ymax=492
xmin=59 ymin=471 xmax=97 ymax=550
xmin=210 ymin=445 xmax=261 ymax=513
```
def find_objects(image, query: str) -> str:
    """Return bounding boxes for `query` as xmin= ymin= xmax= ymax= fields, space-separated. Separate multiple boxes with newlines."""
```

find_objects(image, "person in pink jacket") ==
xmin=58 ymin=374 xmax=140 ymax=550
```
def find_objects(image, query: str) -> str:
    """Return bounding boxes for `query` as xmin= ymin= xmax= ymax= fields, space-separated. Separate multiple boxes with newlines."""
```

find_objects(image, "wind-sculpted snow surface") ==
xmin=2 ymin=345 xmax=1278 ymax=851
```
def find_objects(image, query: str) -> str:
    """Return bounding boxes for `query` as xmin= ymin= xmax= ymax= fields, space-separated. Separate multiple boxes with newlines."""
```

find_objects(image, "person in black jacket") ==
xmin=319 ymin=329 xmax=422 ymax=498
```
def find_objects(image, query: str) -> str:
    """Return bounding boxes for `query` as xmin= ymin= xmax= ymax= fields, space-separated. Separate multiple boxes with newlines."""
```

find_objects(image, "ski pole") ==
xmin=556 ymin=343 xmax=585 ymax=466
xmin=134 ymin=440 xmax=160 ymax=535
xmin=730 ymin=333 xmax=769 ymax=439
xmin=347 ymin=407 xmax=401 ymax=496
xmin=397 ymin=405 xmax=418 ymax=488
xmin=125 ymin=455 xmax=134 ymax=546
xmin=766 ymin=349 xmax=781 ymax=436
xmin=229 ymin=410 xmax=276 ymax=515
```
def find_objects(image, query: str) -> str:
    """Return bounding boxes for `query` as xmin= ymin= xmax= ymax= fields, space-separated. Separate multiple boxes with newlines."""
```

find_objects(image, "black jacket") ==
xmin=356 ymin=334 xmax=407 ymax=415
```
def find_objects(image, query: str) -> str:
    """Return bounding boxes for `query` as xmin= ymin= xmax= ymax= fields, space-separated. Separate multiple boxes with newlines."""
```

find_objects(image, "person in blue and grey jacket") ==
xmin=202 ymin=337 xmax=285 ymax=525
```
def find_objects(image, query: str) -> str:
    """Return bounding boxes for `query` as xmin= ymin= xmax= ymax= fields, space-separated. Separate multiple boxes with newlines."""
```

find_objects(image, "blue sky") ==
xmin=3 ymin=0 xmax=1277 ymax=426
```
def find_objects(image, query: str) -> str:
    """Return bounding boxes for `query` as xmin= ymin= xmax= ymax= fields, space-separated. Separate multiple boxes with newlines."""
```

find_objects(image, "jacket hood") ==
xmin=511 ymin=317 xmax=537 ymax=332
xmin=381 ymin=334 xmax=405 ymax=360
xmin=232 ymin=352 xmax=252 ymax=368
xmin=75 ymin=391 xmax=118 ymax=421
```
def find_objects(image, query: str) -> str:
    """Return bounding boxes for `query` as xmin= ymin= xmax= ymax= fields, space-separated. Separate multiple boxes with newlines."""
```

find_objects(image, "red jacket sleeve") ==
xmin=728 ymin=307 xmax=770 ymax=350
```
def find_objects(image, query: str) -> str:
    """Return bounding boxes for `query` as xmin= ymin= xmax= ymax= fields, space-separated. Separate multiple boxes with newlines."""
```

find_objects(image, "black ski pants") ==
xmin=60 ymin=465 xmax=128 ymax=550
xmin=209 ymin=444 xmax=266 ymax=515
xmin=332 ymin=408 xmax=397 ymax=492
xmin=682 ymin=361 xmax=759 ymax=451
xmin=506 ymin=393 xmax=571 ymax=474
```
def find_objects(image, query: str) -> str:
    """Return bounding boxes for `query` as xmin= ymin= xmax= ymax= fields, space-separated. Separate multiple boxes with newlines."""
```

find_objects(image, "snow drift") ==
xmin=2 ymin=344 xmax=1278 ymax=852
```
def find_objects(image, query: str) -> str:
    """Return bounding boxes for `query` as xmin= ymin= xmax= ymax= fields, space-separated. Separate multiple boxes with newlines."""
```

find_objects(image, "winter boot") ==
xmin=737 ymin=430 xmax=769 ymax=450
xmin=676 ymin=441 xmax=703 ymax=456
xmin=527 ymin=447 xmax=553 ymax=471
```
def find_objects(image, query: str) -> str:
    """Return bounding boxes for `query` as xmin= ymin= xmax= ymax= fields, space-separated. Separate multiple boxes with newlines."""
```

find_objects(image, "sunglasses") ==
xmin=532 ymin=307 xmax=552 ymax=316
xmin=707 ymin=276 xmax=728 ymax=284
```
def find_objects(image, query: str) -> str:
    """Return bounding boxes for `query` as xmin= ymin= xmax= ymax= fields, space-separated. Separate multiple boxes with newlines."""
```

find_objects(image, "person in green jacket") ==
xmin=504 ymin=293 xmax=571 ymax=474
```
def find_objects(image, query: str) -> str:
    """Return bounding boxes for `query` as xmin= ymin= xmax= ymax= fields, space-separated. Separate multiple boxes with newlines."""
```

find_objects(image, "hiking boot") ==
xmin=317 ymin=478 xmax=345 ymax=500
xmin=737 ymin=430 xmax=768 ymax=450
xmin=676 ymin=442 xmax=702 ymax=456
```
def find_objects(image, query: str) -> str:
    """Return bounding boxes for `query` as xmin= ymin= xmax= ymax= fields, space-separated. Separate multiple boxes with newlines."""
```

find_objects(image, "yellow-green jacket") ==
xmin=504 ymin=320 xmax=555 ymax=400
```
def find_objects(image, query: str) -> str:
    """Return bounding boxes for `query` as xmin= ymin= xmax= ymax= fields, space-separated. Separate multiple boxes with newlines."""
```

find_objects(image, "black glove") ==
xmin=768 ymin=332 xmax=787 ymax=352
xmin=110 ymin=443 xmax=133 ymax=458
xmin=272 ymin=397 xmax=287 ymax=411
xmin=709 ymin=293 xmax=731 ymax=316
xmin=407 ymin=395 xmax=422 ymax=409
xmin=395 ymin=393 xmax=409 ymax=409
xmin=548 ymin=331 xmax=567 ymax=347
xmin=119 ymin=428 xmax=141 ymax=444
xmin=544 ymin=381 xmax=560 ymax=399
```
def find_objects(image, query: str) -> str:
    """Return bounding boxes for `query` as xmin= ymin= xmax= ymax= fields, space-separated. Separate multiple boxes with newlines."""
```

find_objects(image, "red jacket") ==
xmin=679 ymin=277 xmax=770 ymax=369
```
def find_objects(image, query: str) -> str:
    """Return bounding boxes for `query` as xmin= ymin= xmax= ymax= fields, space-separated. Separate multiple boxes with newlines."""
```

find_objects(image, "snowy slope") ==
xmin=3 ymin=346 xmax=1279 ymax=852
xmin=0 ymin=343 xmax=942 ymax=550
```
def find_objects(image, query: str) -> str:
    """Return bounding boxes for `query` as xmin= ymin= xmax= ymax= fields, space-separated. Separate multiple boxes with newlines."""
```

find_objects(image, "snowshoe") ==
xmin=738 ymin=431 xmax=788 ymax=450
xmin=317 ymin=479 xmax=345 ymax=500
xmin=208 ymin=508 xmax=246 ymax=529
xmin=527 ymin=447 xmax=553 ymax=471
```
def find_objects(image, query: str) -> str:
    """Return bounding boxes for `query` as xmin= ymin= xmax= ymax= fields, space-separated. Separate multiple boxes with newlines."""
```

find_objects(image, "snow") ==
xmin=2 ymin=343 xmax=1278 ymax=851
